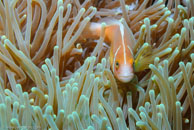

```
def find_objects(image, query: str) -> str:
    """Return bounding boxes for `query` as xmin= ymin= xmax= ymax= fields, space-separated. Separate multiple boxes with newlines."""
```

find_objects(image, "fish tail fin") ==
xmin=79 ymin=22 xmax=101 ymax=40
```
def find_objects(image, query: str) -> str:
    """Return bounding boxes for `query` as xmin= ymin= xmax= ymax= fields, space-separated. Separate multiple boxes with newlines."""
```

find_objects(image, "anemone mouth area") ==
xmin=0 ymin=0 xmax=193 ymax=130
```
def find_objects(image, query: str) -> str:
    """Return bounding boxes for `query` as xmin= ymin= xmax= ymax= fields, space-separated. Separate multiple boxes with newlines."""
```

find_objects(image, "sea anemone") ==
xmin=0 ymin=0 xmax=193 ymax=129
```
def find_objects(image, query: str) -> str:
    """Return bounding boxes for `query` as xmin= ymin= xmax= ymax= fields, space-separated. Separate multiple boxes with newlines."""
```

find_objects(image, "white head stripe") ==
xmin=120 ymin=24 xmax=126 ymax=64
xmin=127 ymin=45 xmax=134 ymax=57
xmin=113 ymin=45 xmax=121 ymax=73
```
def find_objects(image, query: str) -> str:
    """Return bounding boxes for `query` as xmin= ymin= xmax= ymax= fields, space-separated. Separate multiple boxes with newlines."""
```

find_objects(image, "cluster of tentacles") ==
xmin=0 ymin=0 xmax=193 ymax=129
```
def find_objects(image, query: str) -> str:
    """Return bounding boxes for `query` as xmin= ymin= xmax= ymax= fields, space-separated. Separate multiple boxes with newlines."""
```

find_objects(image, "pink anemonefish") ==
xmin=82 ymin=18 xmax=134 ymax=83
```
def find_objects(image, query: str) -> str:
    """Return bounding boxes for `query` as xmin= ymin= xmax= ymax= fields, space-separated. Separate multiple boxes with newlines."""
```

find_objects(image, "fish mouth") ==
xmin=118 ymin=74 xmax=134 ymax=83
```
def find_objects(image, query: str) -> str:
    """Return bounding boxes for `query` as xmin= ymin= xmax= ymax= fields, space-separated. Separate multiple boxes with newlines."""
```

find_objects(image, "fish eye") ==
xmin=115 ymin=61 xmax=119 ymax=68
xmin=133 ymin=61 xmax=135 ymax=69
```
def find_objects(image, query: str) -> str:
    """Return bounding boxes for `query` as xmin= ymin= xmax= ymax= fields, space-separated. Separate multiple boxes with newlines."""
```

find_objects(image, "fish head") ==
xmin=110 ymin=45 xmax=134 ymax=83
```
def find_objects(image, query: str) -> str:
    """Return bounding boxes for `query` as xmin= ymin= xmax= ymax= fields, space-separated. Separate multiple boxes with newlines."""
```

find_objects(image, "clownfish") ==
xmin=82 ymin=18 xmax=134 ymax=83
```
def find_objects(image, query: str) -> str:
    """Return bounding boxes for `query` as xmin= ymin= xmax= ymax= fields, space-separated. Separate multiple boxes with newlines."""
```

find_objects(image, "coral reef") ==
xmin=0 ymin=0 xmax=193 ymax=129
